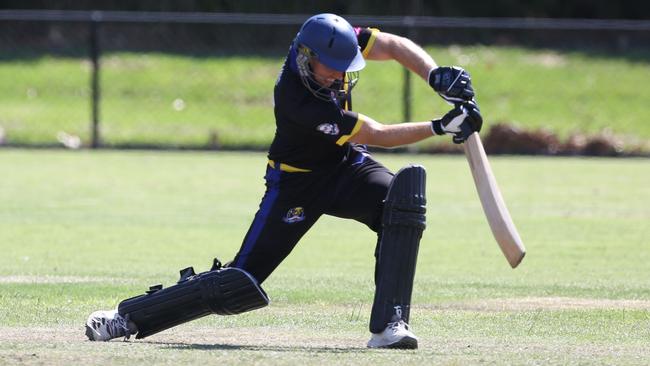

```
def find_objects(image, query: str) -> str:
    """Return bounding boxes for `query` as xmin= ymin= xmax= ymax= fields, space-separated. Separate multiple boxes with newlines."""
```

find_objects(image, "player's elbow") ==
xmin=376 ymin=34 xmax=398 ymax=60
xmin=369 ymin=33 xmax=407 ymax=61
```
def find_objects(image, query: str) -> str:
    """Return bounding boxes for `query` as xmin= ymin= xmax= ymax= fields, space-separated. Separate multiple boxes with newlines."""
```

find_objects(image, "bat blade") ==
xmin=463 ymin=132 xmax=526 ymax=268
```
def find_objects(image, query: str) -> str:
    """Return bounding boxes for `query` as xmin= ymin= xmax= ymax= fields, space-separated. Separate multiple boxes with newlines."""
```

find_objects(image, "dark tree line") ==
xmin=1 ymin=0 xmax=649 ymax=20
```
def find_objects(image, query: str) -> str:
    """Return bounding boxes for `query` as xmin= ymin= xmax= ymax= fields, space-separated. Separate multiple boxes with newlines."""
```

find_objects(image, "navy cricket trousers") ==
xmin=230 ymin=150 xmax=393 ymax=284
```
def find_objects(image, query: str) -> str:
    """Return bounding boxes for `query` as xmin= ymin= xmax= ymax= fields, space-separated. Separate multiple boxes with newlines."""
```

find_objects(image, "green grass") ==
xmin=1 ymin=46 xmax=649 ymax=148
xmin=0 ymin=149 xmax=649 ymax=365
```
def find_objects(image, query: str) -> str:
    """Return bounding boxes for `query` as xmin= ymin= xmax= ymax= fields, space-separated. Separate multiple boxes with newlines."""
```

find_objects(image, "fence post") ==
xmin=402 ymin=0 xmax=421 ymax=123
xmin=402 ymin=64 xmax=412 ymax=122
xmin=402 ymin=19 xmax=414 ymax=123
xmin=89 ymin=11 xmax=102 ymax=148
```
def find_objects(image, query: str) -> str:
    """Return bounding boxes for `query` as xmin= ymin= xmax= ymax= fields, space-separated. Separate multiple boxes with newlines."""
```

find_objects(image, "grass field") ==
xmin=0 ymin=149 xmax=648 ymax=365
xmin=1 ymin=46 xmax=649 ymax=148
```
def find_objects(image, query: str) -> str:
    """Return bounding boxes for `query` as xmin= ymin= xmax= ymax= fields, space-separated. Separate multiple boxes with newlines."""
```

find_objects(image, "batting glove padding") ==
xmin=431 ymin=101 xmax=483 ymax=144
xmin=428 ymin=66 xmax=475 ymax=104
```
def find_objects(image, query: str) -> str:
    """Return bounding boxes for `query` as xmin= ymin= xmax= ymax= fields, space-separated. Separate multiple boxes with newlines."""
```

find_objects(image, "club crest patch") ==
xmin=283 ymin=207 xmax=305 ymax=224
xmin=316 ymin=123 xmax=340 ymax=136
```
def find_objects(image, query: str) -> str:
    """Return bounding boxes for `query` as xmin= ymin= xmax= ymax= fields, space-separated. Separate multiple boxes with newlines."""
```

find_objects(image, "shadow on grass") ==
xmin=150 ymin=341 xmax=369 ymax=353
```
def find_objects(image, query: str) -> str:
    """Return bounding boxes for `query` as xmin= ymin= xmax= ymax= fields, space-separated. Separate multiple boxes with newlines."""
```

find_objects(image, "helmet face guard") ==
xmin=295 ymin=44 xmax=359 ymax=102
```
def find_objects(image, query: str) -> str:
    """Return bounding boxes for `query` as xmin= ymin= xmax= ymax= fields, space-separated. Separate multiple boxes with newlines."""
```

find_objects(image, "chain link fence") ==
xmin=1 ymin=11 xmax=649 ymax=154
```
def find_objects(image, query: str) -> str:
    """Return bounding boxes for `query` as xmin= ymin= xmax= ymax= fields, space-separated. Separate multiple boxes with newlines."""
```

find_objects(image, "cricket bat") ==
xmin=463 ymin=131 xmax=526 ymax=268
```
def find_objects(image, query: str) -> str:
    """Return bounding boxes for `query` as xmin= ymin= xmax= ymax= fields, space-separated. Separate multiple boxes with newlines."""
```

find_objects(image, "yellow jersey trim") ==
xmin=362 ymin=28 xmax=380 ymax=58
xmin=336 ymin=116 xmax=363 ymax=146
xmin=343 ymin=73 xmax=349 ymax=110
xmin=268 ymin=160 xmax=312 ymax=173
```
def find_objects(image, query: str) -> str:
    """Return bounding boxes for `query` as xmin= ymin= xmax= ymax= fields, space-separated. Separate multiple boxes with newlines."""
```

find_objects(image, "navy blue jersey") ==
xmin=268 ymin=27 xmax=378 ymax=172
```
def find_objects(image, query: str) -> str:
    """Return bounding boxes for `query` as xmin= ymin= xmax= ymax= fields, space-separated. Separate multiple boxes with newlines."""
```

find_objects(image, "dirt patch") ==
xmin=0 ymin=326 xmax=83 ymax=343
xmin=146 ymin=326 xmax=366 ymax=350
xmin=421 ymin=123 xmax=649 ymax=156
xmin=433 ymin=297 xmax=650 ymax=311
xmin=1 ymin=325 xmax=647 ymax=363
xmin=483 ymin=124 xmax=628 ymax=156
xmin=1 ymin=321 xmax=648 ymax=366
xmin=0 ymin=325 xmax=365 ymax=350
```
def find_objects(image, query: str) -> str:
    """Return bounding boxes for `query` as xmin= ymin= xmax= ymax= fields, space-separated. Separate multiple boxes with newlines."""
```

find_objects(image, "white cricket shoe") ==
xmin=367 ymin=320 xmax=418 ymax=349
xmin=85 ymin=309 xmax=137 ymax=341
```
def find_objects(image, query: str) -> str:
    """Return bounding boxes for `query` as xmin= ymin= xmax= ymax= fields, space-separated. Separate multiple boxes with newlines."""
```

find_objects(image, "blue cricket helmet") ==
xmin=295 ymin=13 xmax=365 ymax=72
xmin=293 ymin=14 xmax=364 ymax=102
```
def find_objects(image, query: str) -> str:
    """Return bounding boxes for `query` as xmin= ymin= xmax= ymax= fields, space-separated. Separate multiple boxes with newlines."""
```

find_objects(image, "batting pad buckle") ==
xmin=210 ymin=258 xmax=223 ymax=271
xmin=178 ymin=267 xmax=196 ymax=283
xmin=146 ymin=284 xmax=163 ymax=294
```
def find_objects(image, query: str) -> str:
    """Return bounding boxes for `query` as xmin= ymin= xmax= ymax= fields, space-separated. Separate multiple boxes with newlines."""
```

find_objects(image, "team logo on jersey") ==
xmin=283 ymin=207 xmax=305 ymax=224
xmin=316 ymin=123 xmax=340 ymax=136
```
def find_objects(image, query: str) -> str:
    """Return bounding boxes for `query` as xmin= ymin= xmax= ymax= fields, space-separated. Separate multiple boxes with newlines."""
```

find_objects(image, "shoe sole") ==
xmin=385 ymin=336 xmax=418 ymax=349
xmin=368 ymin=336 xmax=418 ymax=350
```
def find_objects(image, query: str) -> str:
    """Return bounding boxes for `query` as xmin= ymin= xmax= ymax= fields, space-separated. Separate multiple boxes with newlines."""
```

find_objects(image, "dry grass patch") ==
xmin=432 ymin=297 xmax=650 ymax=311
xmin=0 ymin=275 xmax=135 ymax=284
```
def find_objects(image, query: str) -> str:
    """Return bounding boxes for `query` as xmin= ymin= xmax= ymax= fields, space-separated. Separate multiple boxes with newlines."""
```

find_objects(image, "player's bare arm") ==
xmin=365 ymin=31 xmax=436 ymax=81
xmin=349 ymin=103 xmax=483 ymax=148
xmin=349 ymin=114 xmax=433 ymax=148
xmin=368 ymin=31 xmax=476 ymax=106
xmin=347 ymin=30 xmax=480 ymax=146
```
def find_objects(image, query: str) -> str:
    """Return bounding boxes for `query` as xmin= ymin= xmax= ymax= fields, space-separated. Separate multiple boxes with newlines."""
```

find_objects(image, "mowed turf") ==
xmin=1 ymin=46 xmax=650 ymax=148
xmin=0 ymin=149 xmax=648 ymax=365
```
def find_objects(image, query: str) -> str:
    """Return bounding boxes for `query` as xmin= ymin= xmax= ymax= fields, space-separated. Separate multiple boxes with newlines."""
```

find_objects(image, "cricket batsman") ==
xmin=85 ymin=13 xmax=481 ymax=349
